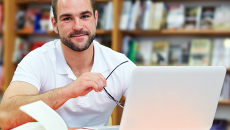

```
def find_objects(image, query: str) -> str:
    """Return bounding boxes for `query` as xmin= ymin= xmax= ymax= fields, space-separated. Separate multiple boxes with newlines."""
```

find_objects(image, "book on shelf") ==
xmin=168 ymin=43 xmax=182 ymax=65
xmin=200 ymin=6 xmax=215 ymax=30
xmin=181 ymin=42 xmax=190 ymax=66
xmin=138 ymin=40 xmax=153 ymax=65
xmin=151 ymin=2 xmax=166 ymax=30
xmin=122 ymin=35 xmax=131 ymax=57
xmin=11 ymin=100 xmax=68 ymax=130
xmin=184 ymin=6 xmax=202 ymax=30
xmin=128 ymin=40 xmax=140 ymax=63
xmin=151 ymin=41 xmax=169 ymax=65
xmin=120 ymin=1 xmax=132 ymax=30
xmin=189 ymin=39 xmax=213 ymax=66
xmin=211 ymin=39 xmax=230 ymax=68
xmin=142 ymin=0 xmax=153 ymax=30
xmin=129 ymin=1 xmax=141 ymax=30
xmin=48 ymin=6 xmax=54 ymax=31
xmin=213 ymin=6 xmax=230 ymax=30
xmin=104 ymin=1 xmax=113 ymax=30
xmin=166 ymin=5 xmax=185 ymax=29
xmin=12 ymin=37 xmax=23 ymax=63
xmin=96 ymin=2 xmax=110 ymax=30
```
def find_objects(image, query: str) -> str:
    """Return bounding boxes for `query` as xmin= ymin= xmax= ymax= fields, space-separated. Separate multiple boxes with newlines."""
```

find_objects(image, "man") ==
xmin=0 ymin=0 xmax=136 ymax=129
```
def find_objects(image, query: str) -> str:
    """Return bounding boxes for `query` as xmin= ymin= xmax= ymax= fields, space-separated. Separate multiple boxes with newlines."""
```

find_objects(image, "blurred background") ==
xmin=1 ymin=0 xmax=230 ymax=129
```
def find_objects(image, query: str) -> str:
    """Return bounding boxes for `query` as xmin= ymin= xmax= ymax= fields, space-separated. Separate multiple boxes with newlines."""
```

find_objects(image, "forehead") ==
xmin=57 ymin=0 xmax=93 ymax=15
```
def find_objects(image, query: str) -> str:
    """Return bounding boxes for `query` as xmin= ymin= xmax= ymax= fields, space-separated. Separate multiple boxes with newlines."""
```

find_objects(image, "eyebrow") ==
xmin=81 ymin=10 xmax=93 ymax=16
xmin=59 ymin=14 xmax=71 ymax=20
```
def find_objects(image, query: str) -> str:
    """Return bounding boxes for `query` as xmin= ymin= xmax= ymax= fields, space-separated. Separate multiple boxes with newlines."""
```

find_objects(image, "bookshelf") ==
xmin=2 ymin=0 xmax=230 ymax=126
xmin=122 ymin=30 xmax=230 ymax=37
xmin=219 ymin=100 xmax=230 ymax=105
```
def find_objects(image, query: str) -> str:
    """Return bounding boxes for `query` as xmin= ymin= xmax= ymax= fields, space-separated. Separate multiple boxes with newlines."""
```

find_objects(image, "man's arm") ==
xmin=0 ymin=72 xmax=106 ymax=130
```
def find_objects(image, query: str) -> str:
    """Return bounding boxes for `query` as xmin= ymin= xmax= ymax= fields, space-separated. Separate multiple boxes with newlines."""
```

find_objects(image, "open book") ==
xmin=11 ymin=100 xmax=68 ymax=130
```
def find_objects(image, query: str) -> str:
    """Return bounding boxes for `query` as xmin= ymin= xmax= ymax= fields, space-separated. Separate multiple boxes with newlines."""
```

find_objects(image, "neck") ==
xmin=61 ymin=42 xmax=94 ymax=77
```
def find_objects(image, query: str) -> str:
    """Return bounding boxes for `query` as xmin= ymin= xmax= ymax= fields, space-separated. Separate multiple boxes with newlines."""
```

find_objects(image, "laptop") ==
xmin=85 ymin=66 xmax=226 ymax=130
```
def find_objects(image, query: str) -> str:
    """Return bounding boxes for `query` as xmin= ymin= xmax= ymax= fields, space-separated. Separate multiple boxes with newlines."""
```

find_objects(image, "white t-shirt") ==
xmin=12 ymin=39 xmax=136 ymax=128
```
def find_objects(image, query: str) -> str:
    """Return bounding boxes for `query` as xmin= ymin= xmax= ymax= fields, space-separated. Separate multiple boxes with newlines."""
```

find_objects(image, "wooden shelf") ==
xmin=16 ymin=29 xmax=111 ymax=36
xmin=122 ymin=30 xmax=230 ymax=37
xmin=136 ymin=64 xmax=230 ymax=73
xmin=219 ymin=100 xmax=230 ymax=105
xmin=227 ymin=68 xmax=230 ymax=72
xmin=16 ymin=0 xmax=111 ymax=4
xmin=96 ymin=29 xmax=111 ymax=35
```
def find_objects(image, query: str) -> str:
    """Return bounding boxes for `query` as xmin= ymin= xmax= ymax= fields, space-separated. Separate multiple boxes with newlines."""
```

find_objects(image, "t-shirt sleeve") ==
xmin=11 ymin=51 xmax=47 ymax=92
xmin=123 ymin=59 xmax=137 ymax=97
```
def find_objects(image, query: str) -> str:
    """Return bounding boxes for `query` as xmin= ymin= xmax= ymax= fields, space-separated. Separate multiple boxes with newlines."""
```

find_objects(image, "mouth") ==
xmin=71 ymin=34 xmax=86 ymax=38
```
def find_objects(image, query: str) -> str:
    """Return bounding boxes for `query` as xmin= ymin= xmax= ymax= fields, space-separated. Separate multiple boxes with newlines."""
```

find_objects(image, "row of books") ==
xmin=15 ymin=1 xmax=114 ymax=33
xmin=16 ymin=5 xmax=51 ymax=33
xmin=120 ymin=1 xmax=230 ymax=30
xmin=12 ymin=37 xmax=46 ymax=63
xmin=122 ymin=36 xmax=230 ymax=67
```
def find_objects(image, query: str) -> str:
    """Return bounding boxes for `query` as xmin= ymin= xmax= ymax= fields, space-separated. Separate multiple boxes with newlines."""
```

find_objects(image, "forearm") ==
xmin=0 ymin=86 xmax=72 ymax=130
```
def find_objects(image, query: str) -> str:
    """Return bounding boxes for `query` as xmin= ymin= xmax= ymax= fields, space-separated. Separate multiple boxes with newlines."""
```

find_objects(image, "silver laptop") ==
xmin=86 ymin=66 xmax=226 ymax=130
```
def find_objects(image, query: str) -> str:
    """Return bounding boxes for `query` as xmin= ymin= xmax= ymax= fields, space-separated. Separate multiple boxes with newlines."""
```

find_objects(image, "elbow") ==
xmin=0 ymin=110 xmax=13 ymax=130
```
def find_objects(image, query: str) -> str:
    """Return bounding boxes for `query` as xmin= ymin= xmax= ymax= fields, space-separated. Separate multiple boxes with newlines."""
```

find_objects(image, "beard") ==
xmin=58 ymin=28 xmax=96 ymax=52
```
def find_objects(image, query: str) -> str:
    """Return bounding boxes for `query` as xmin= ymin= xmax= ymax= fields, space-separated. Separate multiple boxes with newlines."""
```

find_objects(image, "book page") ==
xmin=19 ymin=100 xmax=68 ymax=130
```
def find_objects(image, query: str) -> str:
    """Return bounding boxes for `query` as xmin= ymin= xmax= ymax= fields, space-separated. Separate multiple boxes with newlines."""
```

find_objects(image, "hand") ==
xmin=67 ymin=72 xmax=107 ymax=98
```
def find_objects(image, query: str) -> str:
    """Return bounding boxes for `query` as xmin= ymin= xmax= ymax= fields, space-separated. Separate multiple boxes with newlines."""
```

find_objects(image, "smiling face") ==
xmin=51 ymin=0 xmax=98 ymax=52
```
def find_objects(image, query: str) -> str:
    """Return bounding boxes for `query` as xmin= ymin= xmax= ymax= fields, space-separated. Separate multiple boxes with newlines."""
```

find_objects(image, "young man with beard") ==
xmin=0 ymin=0 xmax=136 ymax=129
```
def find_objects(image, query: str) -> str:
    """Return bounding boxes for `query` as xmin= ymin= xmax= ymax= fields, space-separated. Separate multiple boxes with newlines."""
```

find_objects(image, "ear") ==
xmin=51 ymin=16 xmax=58 ymax=34
xmin=94 ymin=10 xmax=98 ymax=27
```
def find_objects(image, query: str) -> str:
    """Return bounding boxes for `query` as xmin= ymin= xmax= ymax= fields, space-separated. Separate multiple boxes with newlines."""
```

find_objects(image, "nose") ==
xmin=72 ymin=18 xmax=83 ymax=31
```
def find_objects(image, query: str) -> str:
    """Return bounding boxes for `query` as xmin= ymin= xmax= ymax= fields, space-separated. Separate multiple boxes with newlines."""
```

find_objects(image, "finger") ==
xmin=85 ymin=80 xmax=100 ymax=92
xmin=92 ymin=73 xmax=107 ymax=88
xmin=86 ymin=74 xmax=105 ymax=91
xmin=98 ymin=73 xmax=107 ymax=87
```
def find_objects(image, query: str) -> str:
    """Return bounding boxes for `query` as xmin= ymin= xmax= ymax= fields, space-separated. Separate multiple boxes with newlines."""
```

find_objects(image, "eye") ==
xmin=81 ymin=15 xmax=89 ymax=19
xmin=63 ymin=17 xmax=72 ymax=21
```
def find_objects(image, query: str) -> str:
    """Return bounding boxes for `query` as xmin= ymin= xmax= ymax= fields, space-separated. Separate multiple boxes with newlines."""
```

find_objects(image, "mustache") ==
xmin=69 ymin=30 xmax=90 ymax=37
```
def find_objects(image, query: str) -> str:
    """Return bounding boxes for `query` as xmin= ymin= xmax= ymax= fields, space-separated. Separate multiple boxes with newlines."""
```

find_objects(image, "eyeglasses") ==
xmin=103 ymin=61 xmax=129 ymax=108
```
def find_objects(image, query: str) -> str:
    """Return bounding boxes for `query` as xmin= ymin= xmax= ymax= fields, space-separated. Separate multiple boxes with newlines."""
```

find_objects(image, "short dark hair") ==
xmin=52 ymin=0 xmax=95 ymax=22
